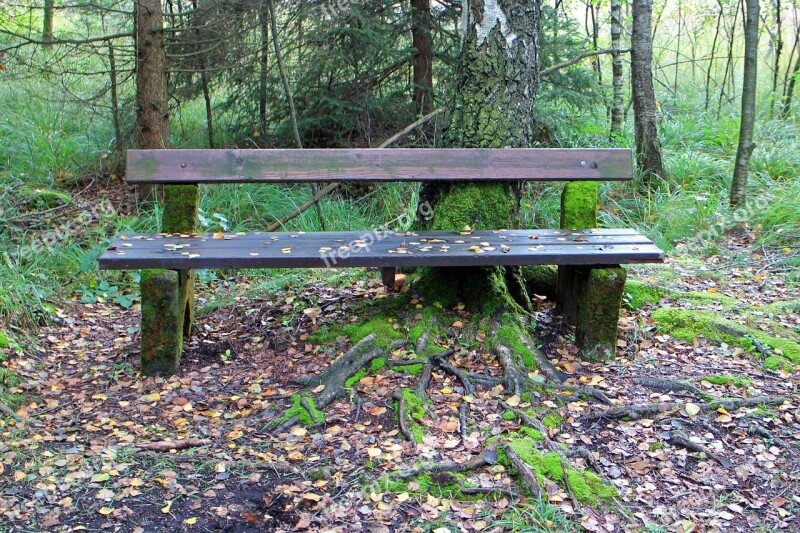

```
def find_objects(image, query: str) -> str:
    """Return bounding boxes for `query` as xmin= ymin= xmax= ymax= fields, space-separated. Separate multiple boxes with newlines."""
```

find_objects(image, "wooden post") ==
xmin=140 ymin=184 xmax=198 ymax=375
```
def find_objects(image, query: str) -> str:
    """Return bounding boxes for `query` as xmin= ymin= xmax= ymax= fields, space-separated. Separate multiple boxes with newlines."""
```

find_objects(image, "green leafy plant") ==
xmin=78 ymin=280 xmax=138 ymax=309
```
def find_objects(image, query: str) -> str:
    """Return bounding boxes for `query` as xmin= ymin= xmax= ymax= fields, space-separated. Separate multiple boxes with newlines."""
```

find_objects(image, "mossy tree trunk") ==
xmin=416 ymin=0 xmax=542 ymax=314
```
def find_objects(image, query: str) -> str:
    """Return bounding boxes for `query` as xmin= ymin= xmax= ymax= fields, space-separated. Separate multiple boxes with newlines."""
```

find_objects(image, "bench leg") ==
xmin=381 ymin=267 xmax=397 ymax=291
xmin=556 ymin=266 xmax=579 ymax=324
xmin=140 ymin=269 xmax=194 ymax=376
xmin=574 ymin=266 xmax=626 ymax=362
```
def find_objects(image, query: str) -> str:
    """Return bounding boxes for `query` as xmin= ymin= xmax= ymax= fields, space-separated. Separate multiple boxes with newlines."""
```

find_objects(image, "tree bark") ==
xmin=731 ymin=0 xmax=760 ymax=207
xmin=771 ymin=0 xmax=782 ymax=115
xmin=415 ymin=0 xmax=541 ymax=312
xmin=630 ymin=0 xmax=667 ymax=188
xmin=411 ymin=0 xmax=434 ymax=116
xmin=134 ymin=0 xmax=170 ymax=201
xmin=610 ymin=0 xmax=624 ymax=139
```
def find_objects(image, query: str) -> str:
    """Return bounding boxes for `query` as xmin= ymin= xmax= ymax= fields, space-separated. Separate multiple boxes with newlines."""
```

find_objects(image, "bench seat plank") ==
xmin=126 ymin=148 xmax=634 ymax=184
xmin=99 ymin=229 xmax=664 ymax=271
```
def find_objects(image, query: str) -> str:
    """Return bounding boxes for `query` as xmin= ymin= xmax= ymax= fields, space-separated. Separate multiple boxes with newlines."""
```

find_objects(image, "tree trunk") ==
xmin=630 ymin=0 xmax=667 ymax=188
xmin=134 ymin=0 xmax=170 ymax=201
xmin=259 ymin=0 xmax=269 ymax=137
xmin=705 ymin=4 xmax=724 ymax=111
xmin=411 ymin=0 xmax=434 ymax=116
xmin=771 ymin=0 xmax=782 ymax=115
xmin=730 ymin=0 xmax=760 ymax=207
xmin=415 ymin=0 xmax=541 ymax=313
xmin=42 ymin=0 xmax=55 ymax=46
xmin=610 ymin=0 xmax=624 ymax=139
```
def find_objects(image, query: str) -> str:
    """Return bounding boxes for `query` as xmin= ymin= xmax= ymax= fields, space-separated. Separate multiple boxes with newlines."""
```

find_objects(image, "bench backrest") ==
xmin=126 ymin=148 xmax=633 ymax=184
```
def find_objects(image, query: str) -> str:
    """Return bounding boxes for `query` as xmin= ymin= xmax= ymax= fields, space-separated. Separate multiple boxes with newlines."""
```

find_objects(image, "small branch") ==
xmin=136 ymin=438 xmax=211 ymax=452
xmin=392 ymin=390 xmax=417 ymax=442
xmin=540 ymin=48 xmax=630 ymax=77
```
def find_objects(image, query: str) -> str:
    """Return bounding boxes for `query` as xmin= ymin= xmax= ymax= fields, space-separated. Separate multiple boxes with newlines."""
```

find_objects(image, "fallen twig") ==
xmin=136 ymin=438 xmax=211 ymax=452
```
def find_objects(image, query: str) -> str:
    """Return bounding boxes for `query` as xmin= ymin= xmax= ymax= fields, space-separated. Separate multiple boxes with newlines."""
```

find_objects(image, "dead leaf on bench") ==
xmin=281 ymin=248 xmax=292 ymax=254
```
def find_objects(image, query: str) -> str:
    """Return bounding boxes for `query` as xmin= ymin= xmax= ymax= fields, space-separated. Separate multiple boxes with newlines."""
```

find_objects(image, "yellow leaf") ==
xmin=312 ymin=384 xmax=325 ymax=393
xmin=145 ymin=392 xmax=161 ymax=402
xmin=397 ymin=492 xmax=410 ymax=502
xmin=161 ymin=500 xmax=172 ymax=514
xmin=506 ymin=395 xmax=521 ymax=407
xmin=783 ymin=248 xmax=792 ymax=253
xmin=288 ymin=450 xmax=304 ymax=461
xmin=130 ymin=478 xmax=144 ymax=487
xmin=291 ymin=427 xmax=308 ymax=437
xmin=440 ymin=387 xmax=453 ymax=394
xmin=227 ymin=430 xmax=243 ymax=440
xmin=463 ymin=395 xmax=475 ymax=404
xmin=302 ymin=493 xmax=322 ymax=502
xmin=685 ymin=403 xmax=701 ymax=417
xmin=707 ymin=288 xmax=718 ymax=293
xmin=98 ymin=507 xmax=114 ymax=516
xmin=14 ymin=471 xmax=26 ymax=482
xmin=184 ymin=517 xmax=197 ymax=525
xmin=367 ymin=447 xmax=383 ymax=458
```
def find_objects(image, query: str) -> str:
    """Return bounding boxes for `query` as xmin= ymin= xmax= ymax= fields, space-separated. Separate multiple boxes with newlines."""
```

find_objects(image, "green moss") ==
xmin=703 ymin=374 xmax=752 ymax=387
xmin=764 ymin=356 xmax=793 ymax=372
xmin=761 ymin=299 xmax=800 ymax=314
xmin=566 ymin=469 xmax=618 ymax=506
xmin=679 ymin=291 xmax=740 ymax=310
xmin=560 ymin=181 xmax=598 ymax=229
xmin=389 ymin=361 xmax=424 ymax=374
xmin=343 ymin=317 xmax=404 ymax=348
xmin=0 ymin=367 xmax=22 ymax=389
xmin=651 ymin=308 xmax=800 ymax=364
xmin=344 ymin=357 xmax=390 ymax=388
xmin=518 ymin=426 xmax=544 ymax=441
xmin=380 ymin=471 xmax=476 ymax=499
xmin=622 ymin=280 xmax=666 ymax=310
xmin=426 ymin=183 xmax=516 ymax=231
xmin=541 ymin=412 xmax=563 ymax=429
xmin=496 ymin=316 xmax=536 ymax=369
xmin=521 ymin=265 xmax=558 ymax=295
xmin=502 ymin=410 xmax=517 ymax=421
xmin=272 ymin=393 xmax=325 ymax=427
xmin=161 ymin=185 xmax=199 ymax=234
xmin=649 ymin=442 xmax=665 ymax=451
xmin=396 ymin=388 xmax=427 ymax=443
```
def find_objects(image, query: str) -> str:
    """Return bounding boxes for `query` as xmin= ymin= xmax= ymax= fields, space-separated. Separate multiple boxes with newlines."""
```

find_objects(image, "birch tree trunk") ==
xmin=42 ymin=0 xmax=55 ymax=46
xmin=631 ymin=0 xmax=667 ymax=187
xmin=730 ymin=0 xmax=760 ymax=207
xmin=416 ymin=0 xmax=541 ymax=312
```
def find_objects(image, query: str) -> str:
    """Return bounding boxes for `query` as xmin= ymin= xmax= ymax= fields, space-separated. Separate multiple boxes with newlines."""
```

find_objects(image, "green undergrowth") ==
xmin=623 ymin=280 xmax=743 ymax=311
xmin=651 ymin=308 xmax=800 ymax=370
xmin=0 ymin=365 xmax=24 ymax=413
xmin=396 ymin=388 xmax=426 ymax=443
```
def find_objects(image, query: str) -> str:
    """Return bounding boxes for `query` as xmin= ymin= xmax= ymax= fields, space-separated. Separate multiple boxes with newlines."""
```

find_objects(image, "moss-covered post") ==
xmin=140 ymin=185 xmax=198 ymax=375
xmin=557 ymin=181 xmax=598 ymax=323
xmin=574 ymin=266 xmax=626 ymax=361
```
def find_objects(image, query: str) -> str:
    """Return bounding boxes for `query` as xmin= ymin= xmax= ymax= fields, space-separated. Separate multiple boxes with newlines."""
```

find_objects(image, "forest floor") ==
xmin=1 ymin=235 xmax=799 ymax=532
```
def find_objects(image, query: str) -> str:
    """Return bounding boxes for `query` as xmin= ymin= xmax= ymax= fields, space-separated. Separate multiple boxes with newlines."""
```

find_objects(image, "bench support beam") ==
xmin=574 ymin=266 xmax=626 ymax=362
xmin=140 ymin=269 xmax=194 ymax=375
xmin=139 ymin=184 xmax=199 ymax=375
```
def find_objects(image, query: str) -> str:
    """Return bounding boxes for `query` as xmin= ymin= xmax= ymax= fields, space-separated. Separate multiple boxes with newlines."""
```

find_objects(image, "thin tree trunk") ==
xmin=731 ymin=0 xmax=760 ymax=207
xmin=266 ymin=0 xmax=325 ymax=230
xmin=771 ymin=0 xmax=782 ymax=115
xmin=705 ymin=4 xmax=724 ymax=111
xmin=42 ymin=0 xmax=54 ymax=46
xmin=782 ymin=45 xmax=800 ymax=116
xmin=610 ymin=0 xmax=624 ymax=138
xmin=631 ymin=0 xmax=667 ymax=187
xmin=134 ymin=0 xmax=170 ymax=201
xmin=259 ymin=0 xmax=269 ymax=136
xmin=108 ymin=42 xmax=122 ymax=151
xmin=674 ymin=0 xmax=681 ymax=90
xmin=411 ymin=0 xmax=434 ymax=115
xmin=719 ymin=0 xmax=741 ymax=116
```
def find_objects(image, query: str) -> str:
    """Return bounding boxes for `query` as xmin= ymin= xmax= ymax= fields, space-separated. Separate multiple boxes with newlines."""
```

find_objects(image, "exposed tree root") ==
xmin=501 ymin=443 xmax=543 ymax=500
xmin=496 ymin=345 xmax=527 ymax=397
xmin=632 ymin=376 xmax=705 ymax=397
xmin=665 ymin=428 xmax=733 ymax=467
xmin=0 ymin=400 xmax=22 ymax=421
xmin=519 ymin=332 xmax=566 ymax=384
xmin=136 ymin=438 xmax=211 ymax=452
xmin=434 ymin=355 xmax=475 ymax=438
xmin=582 ymin=395 xmax=787 ymax=422
xmin=392 ymin=390 xmax=417 ymax=443
xmin=395 ymin=448 xmax=493 ymax=480
xmin=460 ymin=486 xmax=520 ymax=499
xmin=748 ymin=422 xmax=792 ymax=454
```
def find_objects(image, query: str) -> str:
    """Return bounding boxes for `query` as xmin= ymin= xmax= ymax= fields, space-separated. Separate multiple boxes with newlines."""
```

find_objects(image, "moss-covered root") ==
xmin=394 ymin=388 xmax=427 ymax=443
xmin=651 ymin=308 xmax=800 ymax=369
xmin=575 ymin=267 xmax=626 ymax=362
xmin=140 ymin=269 xmax=195 ymax=376
xmin=493 ymin=317 xmax=565 ymax=394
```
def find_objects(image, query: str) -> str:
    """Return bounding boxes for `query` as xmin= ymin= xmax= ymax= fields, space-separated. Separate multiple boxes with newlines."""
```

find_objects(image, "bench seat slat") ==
xmin=99 ymin=229 xmax=664 ymax=271
xmin=126 ymin=148 xmax=634 ymax=184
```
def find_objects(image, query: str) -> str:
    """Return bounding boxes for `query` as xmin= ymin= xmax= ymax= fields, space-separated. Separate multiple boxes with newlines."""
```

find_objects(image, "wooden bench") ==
xmin=99 ymin=148 xmax=664 ymax=375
